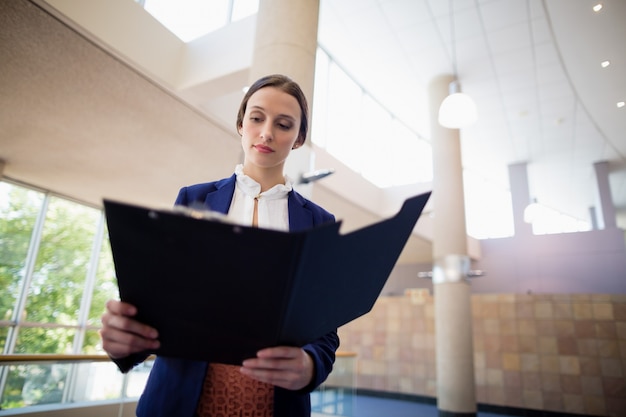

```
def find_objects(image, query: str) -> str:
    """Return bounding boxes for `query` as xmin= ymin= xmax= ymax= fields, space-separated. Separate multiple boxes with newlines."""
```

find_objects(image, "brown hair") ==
xmin=236 ymin=74 xmax=309 ymax=146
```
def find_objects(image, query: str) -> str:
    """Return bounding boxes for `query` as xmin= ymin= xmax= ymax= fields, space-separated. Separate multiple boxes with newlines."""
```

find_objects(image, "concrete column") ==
xmin=249 ymin=0 xmax=320 ymax=196
xmin=429 ymin=75 xmax=476 ymax=417
xmin=593 ymin=161 xmax=616 ymax=229
xmin=508 ymin=162 xmax=533 ymax=238
xmin=589 ymin=206 xmax=599 ymax=230
xmin=430 ymin=75 xmax=468 ymax=260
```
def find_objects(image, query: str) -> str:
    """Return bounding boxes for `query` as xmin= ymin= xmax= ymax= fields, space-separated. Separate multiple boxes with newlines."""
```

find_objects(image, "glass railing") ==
xmin=311 ymin=352 xmax=356 ymax=416
xmin=0 ymin=352 xmax=356 ymax=416
xmin=0 ymin=354 xmax=151 ymax=415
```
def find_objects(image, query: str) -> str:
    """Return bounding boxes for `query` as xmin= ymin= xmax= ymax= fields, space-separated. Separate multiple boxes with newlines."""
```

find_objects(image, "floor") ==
xmin=311 ymin=391 xmax=511 ymax=417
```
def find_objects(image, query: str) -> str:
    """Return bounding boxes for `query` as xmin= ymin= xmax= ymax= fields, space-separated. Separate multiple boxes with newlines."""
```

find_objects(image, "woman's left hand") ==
xmin=240 ymin=346 xmax=314 ymax=391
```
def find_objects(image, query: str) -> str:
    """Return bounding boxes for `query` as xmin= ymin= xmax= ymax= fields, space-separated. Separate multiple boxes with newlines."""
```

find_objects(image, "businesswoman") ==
xmin=100 ymin=74 xmax=340 ymax=417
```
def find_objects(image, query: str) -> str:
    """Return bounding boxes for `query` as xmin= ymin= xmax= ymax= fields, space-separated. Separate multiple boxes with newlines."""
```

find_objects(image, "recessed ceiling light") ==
xmin=618 ymin=101 xmax=625 ymax=108
xmin=601 ymin=60 xmax=610 ymax=68
xmin=593 ymin=3 xmax=603 ymax=12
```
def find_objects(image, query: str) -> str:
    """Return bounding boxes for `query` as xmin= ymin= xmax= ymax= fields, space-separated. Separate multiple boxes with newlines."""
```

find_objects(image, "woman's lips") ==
xmin=254 ymin=144 xmax=274 ymax=153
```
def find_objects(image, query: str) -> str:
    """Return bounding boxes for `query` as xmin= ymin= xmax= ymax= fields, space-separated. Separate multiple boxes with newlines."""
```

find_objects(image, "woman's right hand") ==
xmin=99 ymin=299 xmax=160 ymax=359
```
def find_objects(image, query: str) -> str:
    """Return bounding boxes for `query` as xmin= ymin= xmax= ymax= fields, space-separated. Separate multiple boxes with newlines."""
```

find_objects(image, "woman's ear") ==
xmin=292 ymin=136 xmax=305 ymax=149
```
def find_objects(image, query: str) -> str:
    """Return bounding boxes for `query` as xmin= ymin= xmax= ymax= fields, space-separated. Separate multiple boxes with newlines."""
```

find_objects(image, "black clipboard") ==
xmin=103 ymin=191 xmax=431 ymax=364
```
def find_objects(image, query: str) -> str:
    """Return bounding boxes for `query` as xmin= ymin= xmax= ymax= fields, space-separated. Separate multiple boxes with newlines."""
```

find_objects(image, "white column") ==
xmin=593 ymin=160 xmax=616 ymax=229
xmin=508 ymin=162 xmax=533 ymax=238
xmin=250 ymin=0 xmax=320 ymax=196
xmin=429 ymin=74 xmax=476 ymax=417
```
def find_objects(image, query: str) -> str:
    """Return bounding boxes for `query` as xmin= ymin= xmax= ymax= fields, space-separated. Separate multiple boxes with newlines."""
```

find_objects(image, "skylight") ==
xmin=142 ymin=0 xmax=258 ymax=42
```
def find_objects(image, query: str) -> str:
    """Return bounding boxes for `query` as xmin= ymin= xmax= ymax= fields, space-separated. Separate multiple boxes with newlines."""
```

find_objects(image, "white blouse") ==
xmin=227 ymin=164 xmax=291 ymax=231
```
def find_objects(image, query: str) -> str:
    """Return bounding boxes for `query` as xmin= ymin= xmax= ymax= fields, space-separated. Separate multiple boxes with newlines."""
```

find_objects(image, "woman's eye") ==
xmin=278 ymin=123 xmax=292 ymax=130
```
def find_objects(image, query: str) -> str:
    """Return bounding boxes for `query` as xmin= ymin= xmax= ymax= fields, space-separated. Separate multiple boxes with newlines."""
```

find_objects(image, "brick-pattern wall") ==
xmin=337 ymin=292 xmax=626 ymax=417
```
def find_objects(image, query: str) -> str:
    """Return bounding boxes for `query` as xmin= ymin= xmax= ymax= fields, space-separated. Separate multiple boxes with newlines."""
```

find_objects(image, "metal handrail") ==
xmin=0 ymin=352 xmax=353 ymax=364
xmin=0 ymin=354 xmax=112 ymax=364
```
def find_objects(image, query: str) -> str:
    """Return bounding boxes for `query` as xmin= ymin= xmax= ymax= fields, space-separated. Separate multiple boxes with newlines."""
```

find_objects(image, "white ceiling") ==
xmin=1 ymin=0 xmax=625 ymax=240
xmin=316 ymin=0 xmax=626 ymax=226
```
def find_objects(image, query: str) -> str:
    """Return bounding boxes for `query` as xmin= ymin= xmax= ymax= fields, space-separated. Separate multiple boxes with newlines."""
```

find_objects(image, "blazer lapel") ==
xmin=288 ymin=191 xmax=314 ymax=232
xmin=203 ymin=174 xmax=236 ymax=215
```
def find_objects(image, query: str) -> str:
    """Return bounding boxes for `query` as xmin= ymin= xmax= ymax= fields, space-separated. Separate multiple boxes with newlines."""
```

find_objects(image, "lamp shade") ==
xmin=523 ymin=200 xmax=541 ymax=223
xmin=438 ymin=92 xmax=478 ymax=129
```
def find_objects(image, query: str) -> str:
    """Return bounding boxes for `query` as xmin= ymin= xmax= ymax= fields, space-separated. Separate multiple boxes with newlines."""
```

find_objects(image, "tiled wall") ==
xmin=337 ymin=292 xmax=626 ymax=417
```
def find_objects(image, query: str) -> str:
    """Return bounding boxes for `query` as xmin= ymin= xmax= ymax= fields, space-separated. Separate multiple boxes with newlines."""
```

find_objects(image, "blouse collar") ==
xmin=234 ymin=164 xmax=292 ymax=200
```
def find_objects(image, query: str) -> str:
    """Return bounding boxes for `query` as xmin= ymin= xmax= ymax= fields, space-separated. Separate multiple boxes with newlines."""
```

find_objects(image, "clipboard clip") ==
xmin=170 ymin=203 xmax=232 ymax=223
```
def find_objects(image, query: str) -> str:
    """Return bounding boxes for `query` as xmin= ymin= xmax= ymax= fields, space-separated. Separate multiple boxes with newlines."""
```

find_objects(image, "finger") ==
xmin=240 ymin=365 xmax=285 ymax=384
xmin=241 ymin=356 xmax=285 ymax=371
xmin=106 ymin=299 xmax=137 ymax=316
xmin=240 ymin=364 xmax=306 ymax=391
xmin=99 ymin=328 xmax=160 ymax=358
xmin=102 ymin=328 xmax=160 ymax=350
xmin=244 ymin=347 xmax=302 ymax=371
xmin=241 ymin=348 xmax=313 ymax=390
xmin=103 ymin=312 xmax=158 ymax=340
xmin=255 ymin=346 xmax=299 ymax=360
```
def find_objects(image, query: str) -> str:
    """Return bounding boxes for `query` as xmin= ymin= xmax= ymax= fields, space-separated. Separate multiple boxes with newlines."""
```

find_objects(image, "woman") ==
xmin=100 ymin=74 xmax=340 ymax=417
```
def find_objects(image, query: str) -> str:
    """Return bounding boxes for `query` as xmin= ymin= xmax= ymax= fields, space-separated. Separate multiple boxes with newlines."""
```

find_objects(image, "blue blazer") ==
xmin=116 ymin=175 xmax=340 ymax=417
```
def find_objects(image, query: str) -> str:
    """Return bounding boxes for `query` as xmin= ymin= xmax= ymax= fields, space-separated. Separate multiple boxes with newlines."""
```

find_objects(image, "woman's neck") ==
xmin=242 ymin=164 xmax=285 ymax=192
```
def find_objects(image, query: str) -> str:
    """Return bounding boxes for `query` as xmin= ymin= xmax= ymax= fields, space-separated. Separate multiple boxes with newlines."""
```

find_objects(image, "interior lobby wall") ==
xmin=337 ymin=293 xmax=626 ymax=416
xmin=383 ymin=227 xmax=626 ymax=296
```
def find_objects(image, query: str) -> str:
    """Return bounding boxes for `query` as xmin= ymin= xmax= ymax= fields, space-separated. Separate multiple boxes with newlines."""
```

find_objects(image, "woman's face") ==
xmin=239 ymin=87 xmax=303 ymax=173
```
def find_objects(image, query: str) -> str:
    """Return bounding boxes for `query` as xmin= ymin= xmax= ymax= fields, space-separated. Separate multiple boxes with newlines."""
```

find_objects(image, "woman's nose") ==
xmin=260 ymin=122 xmax=273 ymax=141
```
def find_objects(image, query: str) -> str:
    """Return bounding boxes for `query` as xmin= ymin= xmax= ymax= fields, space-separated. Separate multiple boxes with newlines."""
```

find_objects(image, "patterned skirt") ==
xmin=196 ymin=363 xmax=274 ymax=417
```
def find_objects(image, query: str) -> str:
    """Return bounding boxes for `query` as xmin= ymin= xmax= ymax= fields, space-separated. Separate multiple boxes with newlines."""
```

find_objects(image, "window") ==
xmin=524 ymin=201 xmax=591 ymax=235
xmin=142 ymin=0 xmax=259 ymax=42
xmin=463 ymin=170 xmax=514 ymax=239
xmin=0 ymin=180 xmax=118 ymax=408
xmin=312 ymin=48 xmax=433 ymax=188
xmin=0 ymin=182 xmax=44 ymax=352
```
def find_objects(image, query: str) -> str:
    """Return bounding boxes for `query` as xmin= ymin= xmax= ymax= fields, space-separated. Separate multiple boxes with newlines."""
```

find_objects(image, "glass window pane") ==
xmin=325 ymin=64 xmax=362 ymax=171
xmin=69 ymin=362 xmax=124 ymax=401
xmin=144 ymin=0 xmax=230 ymax=42
xmin=387 ymin=120 xmax=432 ymax=185
xmin=0 ymin=182 xmax=44 ymax=326
xmin=464 ymin=170 xmax=514 ymax=239
xmin=87 ymin=235 xmax=117 ymax=327
xmin=312 ymin=49 xmax=429 ymax=190
xmin=312 ymin=49 xmax=330 ymax=148
xmin=14 ymin=327 xmax=76 ymax=355
xmin=82 ymin=329 xmax=104 ymax=354
xmin=0 ymin=363 xmax=70 ymax=409
xmin=24 ymin=197 xmax=99 ymax=325
xmin=126 ymin=360 xmax=154 ymax=397
xmin=359 ymin=97 xmax=391 ymax=186
xmin=231 ymin=0 xmax=259 ymax=22
xmin=527 ymin=203 xmax=591 ymax=235
xmin=0 ymin=327 xmax=7 ymax=352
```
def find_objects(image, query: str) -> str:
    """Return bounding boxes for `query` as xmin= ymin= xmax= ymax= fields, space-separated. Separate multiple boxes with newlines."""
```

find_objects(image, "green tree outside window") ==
xmin=0 ymin=183 xmax=44 ymax=350
xmin=0 ymin=181 xmax=118 ymax=408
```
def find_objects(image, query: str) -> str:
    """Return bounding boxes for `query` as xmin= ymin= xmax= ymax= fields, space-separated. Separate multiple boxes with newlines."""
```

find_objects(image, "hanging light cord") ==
xmin=449 ymin=0 xmax=458 ymax=77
